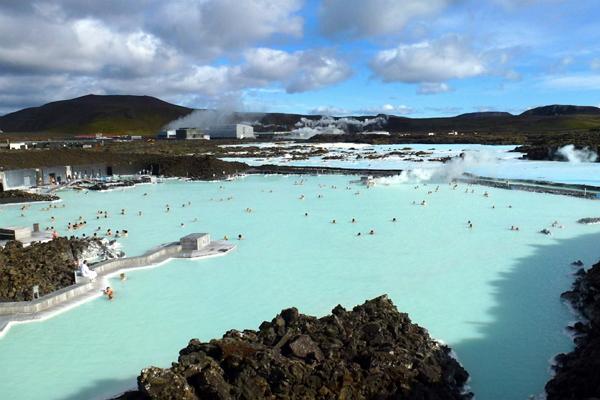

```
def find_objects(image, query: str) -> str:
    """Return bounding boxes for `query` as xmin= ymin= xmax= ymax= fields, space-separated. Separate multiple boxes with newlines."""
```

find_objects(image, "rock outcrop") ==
xmin=545 ymin=260 xmax=600 ymax=399
xmin=117 ymin=295 xmax=471 ymax=400
xmin=577 ymin=217 xmax=600 ymax=225
xmin=0 ymin=189 xmax=58 ymax=204
xmin=154 ymin=155 xmax=247 ymax=180
xmin=0 ymin=237 xmax=121 ymax=301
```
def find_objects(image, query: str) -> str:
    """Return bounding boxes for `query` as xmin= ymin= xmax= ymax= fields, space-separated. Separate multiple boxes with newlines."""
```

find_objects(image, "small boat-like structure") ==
xmin=350 ymin=175 xmax=375 ymax=188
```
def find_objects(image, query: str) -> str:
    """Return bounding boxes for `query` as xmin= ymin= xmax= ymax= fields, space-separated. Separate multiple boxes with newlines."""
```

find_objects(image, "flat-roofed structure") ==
xmin=0 ymin=168 xmax=39 ymax=190
xmin=180 ymin=233 xmax=211 ymax=251
xmin=175 ymin=128 xmax=209 ymax=140
xmin=207 ymin=124 xmax=254 ymax=139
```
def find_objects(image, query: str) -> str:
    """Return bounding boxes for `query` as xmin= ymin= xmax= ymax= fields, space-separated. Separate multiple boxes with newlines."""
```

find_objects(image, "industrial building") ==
xmin=0 ymin=161 xmax=152 ymax=191
xmin=175 ymin=128 xmax=209 ymax=140
xmin=157 ymin=129 xmax=176 ymax=139
xmin=207 ymin=124 xmax=255 ymax=139
xmin=0 ymin=168 xmax=39 ymax=190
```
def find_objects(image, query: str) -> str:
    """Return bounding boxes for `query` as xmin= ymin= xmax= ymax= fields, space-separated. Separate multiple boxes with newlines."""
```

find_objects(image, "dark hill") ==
xmin=0 ymin=94 xmax=193 ymax=135
xmin=456 ymin=111 xmax=513 ymax=118
xmin=1 ymin=96 xmax=600 ymax=138
xmin=521 ymin=105 xmax=600 ymax=116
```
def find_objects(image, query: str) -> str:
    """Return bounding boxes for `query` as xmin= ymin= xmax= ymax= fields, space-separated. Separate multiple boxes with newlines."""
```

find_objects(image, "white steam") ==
xmin=288 ymin=115 xmax=389 ymax=139
xmin=164 ymin=95 xmax=261 ymax=130
xmin=556 ymin=144 xmax=598 ymax=163
xmin=375 ymin=150 xmax=501 ymax=184
xmin=166 ymin=109 xmax=236 ymax=130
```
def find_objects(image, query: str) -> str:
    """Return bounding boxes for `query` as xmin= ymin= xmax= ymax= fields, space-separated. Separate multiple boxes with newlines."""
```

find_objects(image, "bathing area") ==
xmin=1 ymin=145 xmax=600 ymax=400
xmin=0 ymin=233 xmax=235 ymax=334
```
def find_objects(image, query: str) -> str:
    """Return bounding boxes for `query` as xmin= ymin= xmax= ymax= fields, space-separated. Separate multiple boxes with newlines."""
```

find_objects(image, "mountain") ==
xmin=1 ymin=95 xmax=599 ymax=138
xmin=521 ymin=105 xmax=600 ymax=116
xmin=0 ymin=94 xmax=193 ymax=135
xmin=456 ymin=111 xmax=513 ymax=118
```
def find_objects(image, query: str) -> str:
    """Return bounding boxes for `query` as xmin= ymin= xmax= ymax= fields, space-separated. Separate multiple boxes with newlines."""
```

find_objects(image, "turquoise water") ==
xmin=1 ymin=175 xmax=600 ymax=399
xmin=221 ymin=143 xmax=600 ymax=185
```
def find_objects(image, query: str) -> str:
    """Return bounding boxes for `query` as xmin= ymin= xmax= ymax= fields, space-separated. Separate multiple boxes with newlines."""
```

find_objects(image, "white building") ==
xmin=207 ymin=124 xmax=255 ymax=139
xmin=363 ymin=131 xmax=390 ymax=135
xmin=157 ymin=129 xmax=176 ymax=139
xmin=8 ymin=142 xmax=28 ymax=150
xmin=175 ymin=128 xmax=209 ymax=140
xmin=0 ymin=168 xmax=39 ymax=190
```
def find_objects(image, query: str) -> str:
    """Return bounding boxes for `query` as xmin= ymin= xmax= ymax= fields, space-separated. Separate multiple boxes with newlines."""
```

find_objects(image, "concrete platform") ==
xmin=0 ymin=231 xmax=53 ymax=248
xmin=0 ymin=235 xmax=235 ymax=337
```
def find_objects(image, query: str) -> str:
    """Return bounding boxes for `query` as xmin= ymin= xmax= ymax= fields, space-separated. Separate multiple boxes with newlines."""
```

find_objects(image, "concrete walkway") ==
xmin=0 ymin=236 xmax=235 ymax=337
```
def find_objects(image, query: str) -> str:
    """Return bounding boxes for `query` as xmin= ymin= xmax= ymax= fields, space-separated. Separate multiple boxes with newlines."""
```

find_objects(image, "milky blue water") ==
xmin=221 ymin=143 xmax=600 ymax=185
xmin=1 ymin=172 xmax=600 ymax=399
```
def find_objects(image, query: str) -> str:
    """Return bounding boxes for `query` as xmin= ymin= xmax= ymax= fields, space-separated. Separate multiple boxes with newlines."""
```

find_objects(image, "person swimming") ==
xmin=369 ymin=229 xmax=375 ymax=235
xmin=120 ymin=273 xmax=127 ymax=281
xmin=103 ymin=286 xmax=114 ymax=300
xmin=331 ymin=219 xmax=336 ymax=224
xmin=392 ymin=217 xmax=397 ymax=222
xmin=351 ymin=218 xmax=356 ymax=223
xmin=238 ymin=234 xmax=243 ymax=240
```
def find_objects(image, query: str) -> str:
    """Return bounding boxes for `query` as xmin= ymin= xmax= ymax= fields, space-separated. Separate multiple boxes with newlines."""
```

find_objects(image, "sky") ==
xmin=0 ymin=0 xmax=599 ymax=117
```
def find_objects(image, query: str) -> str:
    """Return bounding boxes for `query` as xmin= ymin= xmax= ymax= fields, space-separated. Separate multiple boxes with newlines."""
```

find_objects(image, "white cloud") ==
xmin=417 ymin=82 xmax=452 ymax=95
xmin=150 ymin=0 xmax=303 ymax=60
xmin=0 ymin=13 xmax=181 ymax=77
xmin=309 ymin=106 xmax=350 ymax=116
xmin=493 ymin=0 xmax=563 ymax=9
xmin=242 ymin=48 xmax=352 ymax=92
xmin=360 ymin=104 xmax=414 ymax=115
xmin=370 ymin=36 xmax=486 ymax=84
xmin=591 ymin=58 xmax=600 ymax=70
xmin=0 ymin=1 xmax=350 ymax=113
xmin=543 ymin=74 xmax=600 ymax=90
xmin=319 ymin=0 xmax=453 ymax=38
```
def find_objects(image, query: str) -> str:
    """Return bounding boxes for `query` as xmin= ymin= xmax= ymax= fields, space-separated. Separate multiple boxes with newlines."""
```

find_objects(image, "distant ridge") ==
xmin=457 ymin=111 xmax=513 ymax=118
xmin=1 ymin=95 xmax=600 ymax=137
xmin=0 ymin=94 xmax=193 ymax=135
xmin=521 ymin=105 xmax=600 ymax=116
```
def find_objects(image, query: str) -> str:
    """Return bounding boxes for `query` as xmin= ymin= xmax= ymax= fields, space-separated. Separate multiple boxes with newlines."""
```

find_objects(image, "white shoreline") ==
xmin=0 ymin=239 xmax=235 ymax=338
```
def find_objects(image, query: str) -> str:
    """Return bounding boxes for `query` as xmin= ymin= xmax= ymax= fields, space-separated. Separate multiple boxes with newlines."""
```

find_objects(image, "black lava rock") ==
xmin=116 ymin=295 xmax=472 ymax=400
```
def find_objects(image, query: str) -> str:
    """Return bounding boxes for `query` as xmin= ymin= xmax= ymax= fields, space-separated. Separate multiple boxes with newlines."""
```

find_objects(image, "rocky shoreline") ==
xmin=0 ymin=237 xmax=121 ymax=302
xmin=115 ymin=295 xmax=471 ymax=400
xmin=545 ymin=260 xmax=600 ymax=399
xmin=0 ymin=190 xmax=58 ymax=204
xmin=514 ymin=144 xmax=600 ymax=162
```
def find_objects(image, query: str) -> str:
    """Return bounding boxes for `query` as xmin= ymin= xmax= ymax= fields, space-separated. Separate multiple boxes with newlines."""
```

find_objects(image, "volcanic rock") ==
xmin=116 ymin=295 xmax=472 ymax=400
xmin=0 ymin=190 xmax=58 ymax=204
xmin=0 ymin=237 xmax=120 ymax=301
xmin=546 ymin=260 xmax=600 ymax=399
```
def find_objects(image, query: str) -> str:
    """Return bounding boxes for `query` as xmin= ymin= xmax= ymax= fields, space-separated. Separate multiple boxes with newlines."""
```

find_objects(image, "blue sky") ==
xmin=0 ymin=0 xmax=599 ymax=116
